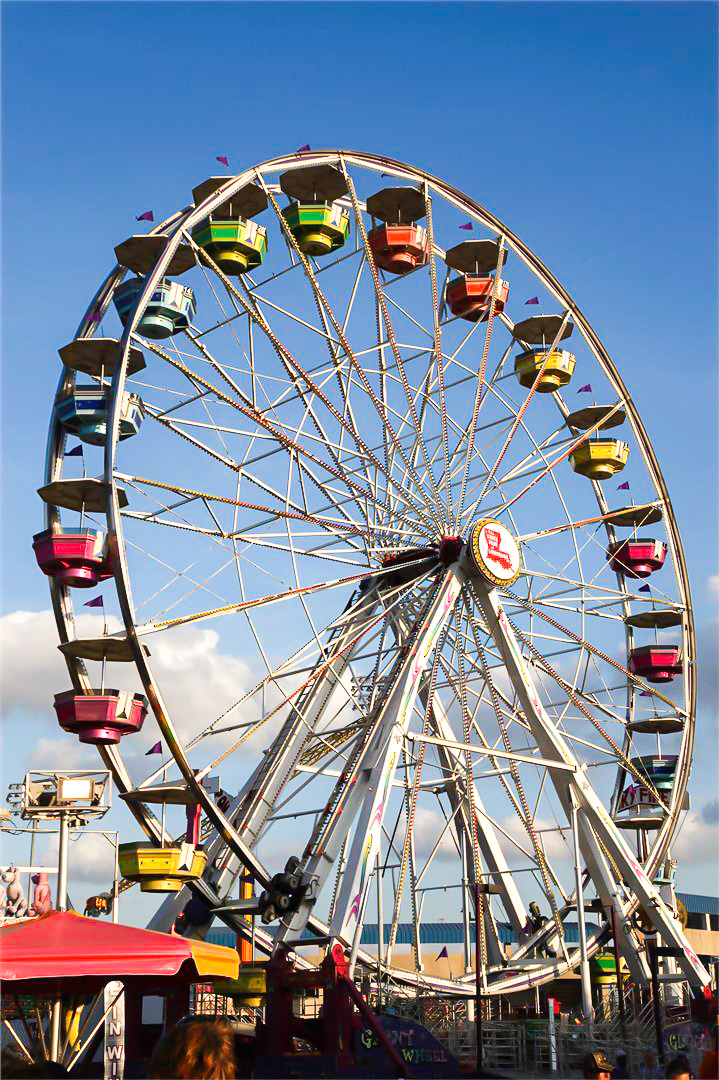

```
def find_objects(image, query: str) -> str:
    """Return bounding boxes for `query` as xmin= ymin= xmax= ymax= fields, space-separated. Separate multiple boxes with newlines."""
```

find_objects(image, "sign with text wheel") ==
xmin=104 ymin=980 xmax=125 ymax=1080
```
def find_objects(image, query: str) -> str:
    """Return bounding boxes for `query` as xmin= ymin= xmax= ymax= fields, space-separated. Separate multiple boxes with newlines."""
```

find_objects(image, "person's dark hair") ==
xmin=665 ymin=1053 xmax=691 ymax=1078
xmin=1 ymin=1059 xmax=70 ymax=1078
xmin=148 ymin=1017 xmax=236 ymax=1079
xmin=582 ymin=1048 xmax=613 ymax=1078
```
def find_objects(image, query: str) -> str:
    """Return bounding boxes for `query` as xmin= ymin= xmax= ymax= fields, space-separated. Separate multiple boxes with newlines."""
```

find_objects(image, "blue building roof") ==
xmin=677 ymin=893 xmax=719 ymax=916
xmin=206 ymin=894 xmax=717 ymax=949
xmin=208 ymin=922 xmax=599 ymax=947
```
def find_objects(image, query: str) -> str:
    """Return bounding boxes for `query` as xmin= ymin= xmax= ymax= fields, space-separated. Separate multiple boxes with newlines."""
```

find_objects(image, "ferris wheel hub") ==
xmin=467 ymin=518 xmax=522 ymax=587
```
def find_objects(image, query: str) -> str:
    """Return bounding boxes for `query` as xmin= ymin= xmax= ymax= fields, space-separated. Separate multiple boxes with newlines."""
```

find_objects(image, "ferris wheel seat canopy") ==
xmin=365 ymin=186 xmax=426 ymax=224
xmin=56 ymin=387 xmax=144 ymax=446
xmin=58 ymin=337 xmax=146 ymax=378
xmin=368 ymin=223 xmax=428 ymax=274
xmin=625 ymin=608 xmax=681 ymax=629
xmin=607 ymin=537 xmax=667 ymax=578
xmin=192 ymin=217 xmax=268 ymax=276
xmin=565 ymin=404 xmax=627 ymax=431
xmin=37 ymin=477 xmax=128 ymax=512
xmin=568 ymin=439 xmax=629 ymax=480
xmin=53 ymin=689 xmax=148 ymax=745
xmin=446 ymin=276 xmax=509 ymax=322
xmin=444 ymin=239 xmax=508 ymax=275
xmin=627 ymin=713 xmax=684 ymax=734
xmin=118 ymin=842 xmax=207 ymax=892
xmin=114 ymin=235 xmax=196 ymax=278
xmin=629 ymin=644 xmax=682 ymax=682
xmin=514 ymin=348 xmax=576 ymax=392
xmin=192 ymin=177 xmax=268 ymax=220
xmin=281 ymin=202 xmax=350 ymax=256
xmin=604 ymin=503 xmax=663 ymax=528
xmin=113 ymin=278 xmax=196 ymax=340
xmin=279 ymin=164 xmax=348 ymax=203
xmin=513 ymin=314 xmax=574 ymax=346
xmin=32 ymin=528 xmax=112 ymax=588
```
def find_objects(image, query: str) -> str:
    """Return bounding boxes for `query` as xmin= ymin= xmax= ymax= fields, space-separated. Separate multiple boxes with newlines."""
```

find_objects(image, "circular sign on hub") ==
xmin=468 ymin=519 xmax=522 ymax=587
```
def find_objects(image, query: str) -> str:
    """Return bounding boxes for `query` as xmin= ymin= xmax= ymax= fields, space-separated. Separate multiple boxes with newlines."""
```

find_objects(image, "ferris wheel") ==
xmin=36 ymin=150 xmax=710 ymax=998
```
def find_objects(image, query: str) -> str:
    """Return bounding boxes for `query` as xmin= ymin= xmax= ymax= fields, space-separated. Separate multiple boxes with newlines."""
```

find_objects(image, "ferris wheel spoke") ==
xmin=207 ymin=257 xmax=381 ymax=526
xmin=341 ymin=164 xmax=448 ymax=531
xmin=457 ymin=380 xmax=565 ymax=528
xmin=473 ymin=313 xmax=573 ymax=510
xmin=115 ymin=473 xmax=370 ymax=540
xmin=505 ymin=587 xmax=683 ymax=713
xmin=131 ymin=558 xmax=438 ymax=637
xmin=259 ymin=172 xmax=445 ymax=536
xmin=140 ymin=331 xmax=391 ymax=523
xmin=220 ymin=263 xmax=380 ymax=529
xmin=486 ymin=401 xmax=626 ymax=519
xmin=453 ymin=237 xmax=507 ymax=531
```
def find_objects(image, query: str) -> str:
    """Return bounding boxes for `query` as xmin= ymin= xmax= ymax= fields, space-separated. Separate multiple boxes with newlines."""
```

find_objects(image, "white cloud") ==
xmin=671 ymin=810 xmax=719 ymax=868
xmin=697 ymin=620 xmax=719 ymax=719
xmin=38 ymin=829 xmax=116 ymax=886
xmin=499 ymin=813 xmax=573 ymax=865
xmin=708 ymin=575 xmax=719 ymax=595
xmin=29 ymin=737 xmax=98 ymax=770
xmin=0 ymin=608 xmax=260 ymax=794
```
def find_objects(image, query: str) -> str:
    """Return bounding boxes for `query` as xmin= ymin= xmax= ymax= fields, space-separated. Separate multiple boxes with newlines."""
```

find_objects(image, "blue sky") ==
xmin=2 ymin=1 xmax=717 ymax=912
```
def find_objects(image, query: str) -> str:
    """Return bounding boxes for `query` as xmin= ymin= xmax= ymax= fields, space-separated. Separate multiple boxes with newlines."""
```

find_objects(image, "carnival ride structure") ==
xmin=35 ymin=150 xmax=708 ymax=1001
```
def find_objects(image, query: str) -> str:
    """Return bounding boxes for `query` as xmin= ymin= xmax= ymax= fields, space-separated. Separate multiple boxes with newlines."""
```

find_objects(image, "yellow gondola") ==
xmin=569 ymin=440 xmax=629 ymax=480
xmin=514 ymin=349 xmax=576 ymax=392
xmin=119 ymin=842 xmax=207 ymax=892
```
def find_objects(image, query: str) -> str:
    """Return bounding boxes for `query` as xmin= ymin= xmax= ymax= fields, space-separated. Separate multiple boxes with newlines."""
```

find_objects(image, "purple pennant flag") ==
xmin=84 ymin=595 xmax=104 ymax=608
xmin=135 ymin=210 xmax=154 ymax=222
xmin=436 ymin=946 xmax=449 ymax=960
xmin=64 ymin=444 xmax=83 ymax=457
xmin=145 ymin=741 xmax=162 ymax=756
xmin=525 ymin=296 xmax=540 ymax=305
xmin=216 ymin=155 xmax=229 ymax=166
xmin=639 ymin=583 xmax=651 ymax=593
xmin=640 ymin=691 xmax=652 ymax=697
xmin=296 ymin=144 xmax=311 ymax=152
xmin=459 ymin=221 xmax=474 ymax=231
xmin=577 ymin=384 xmax=592 ymax=393
xmin=617 ymin=481 xmax=630 ymax=491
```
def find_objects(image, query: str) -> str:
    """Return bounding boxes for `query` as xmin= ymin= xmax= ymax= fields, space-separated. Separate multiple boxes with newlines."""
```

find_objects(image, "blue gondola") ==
xmin=56 ymin=387 xmax=144 ymax=445
xmin=113 ymin=277 xmax=196 ymax=340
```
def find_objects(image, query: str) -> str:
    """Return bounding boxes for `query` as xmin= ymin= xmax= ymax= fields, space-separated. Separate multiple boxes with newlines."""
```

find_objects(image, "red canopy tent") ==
xmin=0 ymin=912 xmax=240 ymax=1069
xmin=0 ymin=911 xmax=238 ymax=988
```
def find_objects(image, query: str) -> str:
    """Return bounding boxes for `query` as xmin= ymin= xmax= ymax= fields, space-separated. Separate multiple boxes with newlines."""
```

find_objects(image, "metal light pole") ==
xmin=570 ymin=797 xmax=593 ymax=1020
xmin=51 ymin=810 xmax=72 ymax=1061
xmin=112 ymin=831 xmax=120 ymax=923
xmin=56 ymin=811 xmax=70 ymax=911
